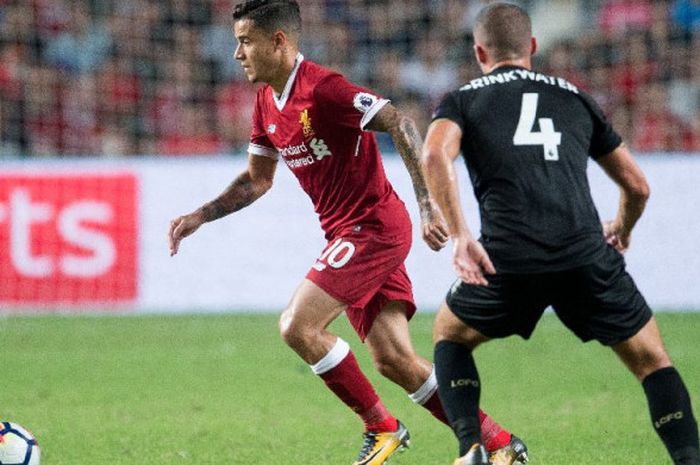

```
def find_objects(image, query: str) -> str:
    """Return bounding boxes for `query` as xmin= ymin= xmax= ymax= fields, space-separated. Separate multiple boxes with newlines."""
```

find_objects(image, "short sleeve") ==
xmin=581 ymin=93 xmax=622 ymax=159
xmin=248 ymin=90 xmax=279 ymax=159
xmin=431 ymin=91 xmax=465 ymax=130
xmin=314 ymin=74 xmax=389 ymax=130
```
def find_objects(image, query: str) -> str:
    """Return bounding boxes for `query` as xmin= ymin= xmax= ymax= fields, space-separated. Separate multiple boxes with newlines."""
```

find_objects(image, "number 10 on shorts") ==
xmin=312 ymin=238 xmax=356 ymax=271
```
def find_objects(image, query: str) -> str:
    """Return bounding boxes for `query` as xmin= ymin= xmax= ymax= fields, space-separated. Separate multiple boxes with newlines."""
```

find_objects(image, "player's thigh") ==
xmin=309 ymin=227 xmax=412 ymax=341
xmin=611 ymin=317 xmax=672 ymax=380
xmin=444 ymin=273 xmax=548 ymax=341
xmin=433 ymin=301 xmax=490 ymax=349
xmin=551 ymin=246 xmax=652 ymax=346
xmin=280 ymin=278 xmax=348 ymax=336
xmin=347 ymin=263 xmax=416 ymax=341
xmin=306 ymin=227 xmax=411 ymax=307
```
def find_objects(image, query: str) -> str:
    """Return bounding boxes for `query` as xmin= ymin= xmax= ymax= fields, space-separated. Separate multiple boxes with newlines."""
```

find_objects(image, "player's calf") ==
xmin=642 ymin=367 xmax=699 ymax=465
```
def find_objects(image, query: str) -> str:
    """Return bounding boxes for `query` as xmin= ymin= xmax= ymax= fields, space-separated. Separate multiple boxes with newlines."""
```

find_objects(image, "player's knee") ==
xmin=283 ymin=326 xmax=325 ymax=360
xmin=280 ymin=325 xmax=315 ymax=352
xmin=627 ymin=347 xmax=673 ymax=380
xmin=432 ymin=303 xmax=469 ymax=345
xmin=640 ymin=350 xmax=672 ymax=377
xmin=279 ymin=309 xmax=309 ymax=349
xmin=372 ymin=352 xmax=405 ymax=381
xmin=432 ymin=325 xmax=450 ymax=345
xmin=432 ymin=312 xmax=452 ymax=344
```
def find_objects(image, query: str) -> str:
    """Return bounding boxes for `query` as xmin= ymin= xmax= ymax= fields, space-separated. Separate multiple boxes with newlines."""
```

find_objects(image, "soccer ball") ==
xmin=0 ymin=422 xmax=40 ymax=465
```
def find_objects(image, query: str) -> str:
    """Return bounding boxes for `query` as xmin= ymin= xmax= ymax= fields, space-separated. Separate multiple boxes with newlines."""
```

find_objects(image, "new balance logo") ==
xmin=451 ymin=378 xmax=479 ymax=388
xmin=654 ymin=411 xmax=684 ymax=429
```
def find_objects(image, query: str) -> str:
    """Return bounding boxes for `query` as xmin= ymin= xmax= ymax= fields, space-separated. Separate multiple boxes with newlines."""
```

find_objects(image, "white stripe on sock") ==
xmin=310 ymin=338 xmax=350 ymax=375
xmin=408 ymin=365 xmax=438 ymax=405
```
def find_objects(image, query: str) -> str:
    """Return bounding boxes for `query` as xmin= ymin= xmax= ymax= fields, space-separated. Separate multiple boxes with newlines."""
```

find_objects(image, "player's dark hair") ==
xmin=474 ymin=2 xmax=531 ymax=62
xmin=232 ymin=0 xmax=301 ymax=36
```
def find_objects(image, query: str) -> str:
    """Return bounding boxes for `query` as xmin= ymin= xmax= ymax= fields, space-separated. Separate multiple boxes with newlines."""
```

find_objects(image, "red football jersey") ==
xmin=248 ymin=54 xmax=410 ymax=239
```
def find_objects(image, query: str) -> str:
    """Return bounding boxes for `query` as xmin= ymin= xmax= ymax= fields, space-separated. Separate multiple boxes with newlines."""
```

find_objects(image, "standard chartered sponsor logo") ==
xmin=280 ymin=142 xmax=309 ymax=157
xmin=284 ymin=155 xmax=315 ymax=168
xmin=310 ymin=138 xmax=331 ymax=160
xmin=280 ymin=142 xmax=313 ymax=169
xmin=281 ymin=139 xmax=333 ymax=169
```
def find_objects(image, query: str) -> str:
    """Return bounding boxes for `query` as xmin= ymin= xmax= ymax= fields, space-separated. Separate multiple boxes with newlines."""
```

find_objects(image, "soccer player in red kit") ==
xmin=168 ymin=1 xmax=526 ymax=464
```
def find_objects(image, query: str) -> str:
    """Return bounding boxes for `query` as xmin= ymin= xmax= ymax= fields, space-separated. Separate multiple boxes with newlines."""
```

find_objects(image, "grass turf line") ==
xmin=1 ymin=312 xmax=698 ymax=464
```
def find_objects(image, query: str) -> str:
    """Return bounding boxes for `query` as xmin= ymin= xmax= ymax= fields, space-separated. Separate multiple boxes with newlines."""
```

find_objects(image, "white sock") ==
xmin=408 ymin=365 xmax=438 ymax=405
xmin=309 ymin=337 xmax=350 ymax=375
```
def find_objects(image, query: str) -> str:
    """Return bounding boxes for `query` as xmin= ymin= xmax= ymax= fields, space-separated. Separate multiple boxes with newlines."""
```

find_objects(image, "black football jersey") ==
xmin=433 ymin=65 xmax=622 ymax=273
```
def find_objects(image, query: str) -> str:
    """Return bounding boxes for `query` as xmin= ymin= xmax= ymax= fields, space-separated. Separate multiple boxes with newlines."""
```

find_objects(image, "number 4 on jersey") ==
xmin=513 ymin=93 xmax=561 ymax=161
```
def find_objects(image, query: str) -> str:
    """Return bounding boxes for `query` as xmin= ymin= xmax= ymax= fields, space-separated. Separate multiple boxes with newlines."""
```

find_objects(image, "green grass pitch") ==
xmin=1 ymin=312 xmax=698 ymax=464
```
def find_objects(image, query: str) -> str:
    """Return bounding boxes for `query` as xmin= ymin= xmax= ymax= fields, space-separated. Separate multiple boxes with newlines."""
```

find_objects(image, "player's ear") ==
xmin=474 ymin=43 xmax=488 ymax=66
xmin=272 ymin=30 xmax=287 ymax=50
xmin=530 ymin=37 xmax=537 ymax=56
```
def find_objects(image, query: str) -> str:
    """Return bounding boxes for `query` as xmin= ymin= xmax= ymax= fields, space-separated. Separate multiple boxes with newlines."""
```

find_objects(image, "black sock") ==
xmin=435 ymin=340 xmax=481 ymax=456
xmin=642 ymin=367 xmax=699 ymax=464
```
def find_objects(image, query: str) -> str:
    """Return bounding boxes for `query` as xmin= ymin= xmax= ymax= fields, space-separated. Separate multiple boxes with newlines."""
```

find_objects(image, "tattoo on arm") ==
xmin=366 ymin=104 xmax=434 ymax=221
xmin=200 ymin=200 xmax=228 ymax=222
xmin=390 ymin=114 xmax=433 ymax=222
xmin=199 ymin=171 xmax=269 ymax=222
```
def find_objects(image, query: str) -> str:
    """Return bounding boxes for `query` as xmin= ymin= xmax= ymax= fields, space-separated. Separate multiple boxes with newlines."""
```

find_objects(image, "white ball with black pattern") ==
xmin=0 ymin=422 xmax=40 ymax=465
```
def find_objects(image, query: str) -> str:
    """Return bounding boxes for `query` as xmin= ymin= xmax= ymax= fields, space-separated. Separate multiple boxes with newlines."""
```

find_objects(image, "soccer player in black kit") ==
xmin=422 ymin=3 xmax=699 ymax=465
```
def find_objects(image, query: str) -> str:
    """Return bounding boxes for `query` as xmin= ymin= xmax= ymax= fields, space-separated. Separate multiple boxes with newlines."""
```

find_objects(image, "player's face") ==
xmin=233 ymin=19 xmax=280 ymax=84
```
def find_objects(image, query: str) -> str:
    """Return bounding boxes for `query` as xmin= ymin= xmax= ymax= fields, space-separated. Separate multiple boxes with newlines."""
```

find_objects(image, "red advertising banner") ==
xmin=0 ymin=174 xmax=138 ymax=306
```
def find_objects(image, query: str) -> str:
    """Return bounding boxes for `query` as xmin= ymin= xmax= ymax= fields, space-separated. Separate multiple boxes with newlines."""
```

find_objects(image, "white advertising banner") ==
xmin=1 ymin=155 xmax=699 ymax=312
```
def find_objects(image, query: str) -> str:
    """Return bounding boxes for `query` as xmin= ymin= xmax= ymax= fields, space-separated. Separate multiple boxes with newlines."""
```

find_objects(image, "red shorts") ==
xmin=306 ymin=224 xmax=416 ymax=341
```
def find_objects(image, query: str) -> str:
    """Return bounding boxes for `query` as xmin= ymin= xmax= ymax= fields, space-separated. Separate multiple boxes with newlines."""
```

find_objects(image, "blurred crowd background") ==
xmin=0 ymin=0 xmax=699 ymax=157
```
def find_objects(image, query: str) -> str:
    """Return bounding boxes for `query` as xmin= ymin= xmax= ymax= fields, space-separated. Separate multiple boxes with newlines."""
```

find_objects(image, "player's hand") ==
xmin=452 ymin=235 xmax=496 ymax=286
xmin=168 ymin=212 xmax=205 ymax=256
xmin=421 ymin=202 xmax=449 ymax=251
xmin=603 ymin=219 xmax=631 ymax=253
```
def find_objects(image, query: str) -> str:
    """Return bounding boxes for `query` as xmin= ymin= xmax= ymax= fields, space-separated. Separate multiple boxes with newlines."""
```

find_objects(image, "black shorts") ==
xmin=445 ymin=245 xmax=653 ymax=346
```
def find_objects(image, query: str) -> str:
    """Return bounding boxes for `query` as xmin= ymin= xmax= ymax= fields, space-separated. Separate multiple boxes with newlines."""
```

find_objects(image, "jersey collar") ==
xmin=489 ymin=64 xmax=528 ymax=74
xmin=272 ymin=52 xmax=304 ymax=111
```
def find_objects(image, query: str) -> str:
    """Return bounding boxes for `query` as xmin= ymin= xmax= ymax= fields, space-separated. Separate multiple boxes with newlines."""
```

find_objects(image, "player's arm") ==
xmin=595 ymin=143 xmax=650 ymax=252
xmin=422 ymin=118 xmax=495 ymax=285
xmin=366 ymin=103 xmax=448 ymax=251
xmin=168 ymin=154 xmax=277 ymax=256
